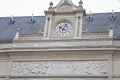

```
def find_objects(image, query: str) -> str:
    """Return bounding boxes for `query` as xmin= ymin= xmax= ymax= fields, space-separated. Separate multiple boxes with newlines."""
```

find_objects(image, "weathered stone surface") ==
xmin=11 ymin=61 xmax=107 ymax=76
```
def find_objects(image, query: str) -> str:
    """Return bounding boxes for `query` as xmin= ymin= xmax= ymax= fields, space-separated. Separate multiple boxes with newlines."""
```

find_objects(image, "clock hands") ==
xmin=59 ymin=26 xmax=67 ymax=33
xmin=56 ymin=22 xmax=72 ymax=36
xmin=58 ymin=23 xmax=68 ymax=33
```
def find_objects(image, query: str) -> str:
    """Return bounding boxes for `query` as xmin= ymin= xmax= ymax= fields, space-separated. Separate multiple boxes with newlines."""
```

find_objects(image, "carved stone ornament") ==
xmin=11 ymin=61 xmax=107 ymax=76
xmin=79 ymin=0 xmax=83 ymax=7
xmin=49 ymin=1 xmax=53 ymax=7
xmin=49 ymin=1 xmax=53 ymax=10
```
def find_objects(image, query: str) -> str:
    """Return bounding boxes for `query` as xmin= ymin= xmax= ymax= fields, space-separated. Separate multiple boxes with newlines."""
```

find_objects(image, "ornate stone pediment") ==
xmin=47 ymin=0 xmax=81 ymax=13
xmin=57 ymin=3 xmax=73 ymax=12
xmin=43 ymin=0 xmax=86 ymax=40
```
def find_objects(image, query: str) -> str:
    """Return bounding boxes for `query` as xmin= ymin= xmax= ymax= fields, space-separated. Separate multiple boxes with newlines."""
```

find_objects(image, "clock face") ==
xmin=56 ymin=22 xmax=72 ymax=36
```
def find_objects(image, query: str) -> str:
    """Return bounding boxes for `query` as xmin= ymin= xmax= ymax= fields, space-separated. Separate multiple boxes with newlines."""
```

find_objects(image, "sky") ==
xmin=0 ymin=0 xmax=120 ymax=17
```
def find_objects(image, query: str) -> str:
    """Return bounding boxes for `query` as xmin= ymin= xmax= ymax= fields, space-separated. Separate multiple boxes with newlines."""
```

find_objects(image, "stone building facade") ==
xmin=0 ymin=0 xmax=120 ymax=80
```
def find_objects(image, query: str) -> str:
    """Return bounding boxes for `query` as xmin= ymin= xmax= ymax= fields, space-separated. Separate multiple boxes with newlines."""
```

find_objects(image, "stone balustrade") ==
xmin=0 ymin=43 xmax=12 ymax=50
xmin=19 ymin=34 xmax=43 ymax=40
xmin=82 ymin=32 xmax=109 ymax=39
xmin=19 ymin=32 xmax=110 ymax=40
xmin=113 ymin=40 xmax=120 ymax=46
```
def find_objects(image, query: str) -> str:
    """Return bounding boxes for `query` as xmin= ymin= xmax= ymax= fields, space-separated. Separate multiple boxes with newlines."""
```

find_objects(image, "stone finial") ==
xmin=49 ymin=1 xmax=53 ymax=8
xmin=49 ymin=1 xmax=54 ymax=10
xmin=79 ymin=0 xmax=83 ymax=7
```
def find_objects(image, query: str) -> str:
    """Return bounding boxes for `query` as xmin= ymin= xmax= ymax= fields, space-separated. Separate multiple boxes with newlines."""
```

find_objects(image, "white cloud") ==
xmin=0 ymin=0 xmax=119 ymax=17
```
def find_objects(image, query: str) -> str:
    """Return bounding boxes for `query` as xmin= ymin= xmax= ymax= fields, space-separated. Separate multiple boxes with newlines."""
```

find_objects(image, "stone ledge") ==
xmin=12 ymin=39 xmax=112 ymax=49
xmin=0 ymin=47 xmax=117 ymax=53
xmin=1 ymin=75 xmax=120 ymax=78
xmin=0 ymin=75 xmax=108 ymax=78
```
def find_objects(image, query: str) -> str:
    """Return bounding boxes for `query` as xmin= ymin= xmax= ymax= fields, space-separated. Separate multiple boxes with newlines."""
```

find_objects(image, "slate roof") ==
xmin=0 ymin=12 xmax=120 ymax=42
xmin=84 ymin=12 xmax=120 ymax=39
xmin=0 ymin=16 xmax=45 ymax=42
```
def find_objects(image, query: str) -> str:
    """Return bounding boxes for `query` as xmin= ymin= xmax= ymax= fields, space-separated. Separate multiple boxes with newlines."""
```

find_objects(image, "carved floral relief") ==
xmin=11 ymin=61 xmax=107 ymax=76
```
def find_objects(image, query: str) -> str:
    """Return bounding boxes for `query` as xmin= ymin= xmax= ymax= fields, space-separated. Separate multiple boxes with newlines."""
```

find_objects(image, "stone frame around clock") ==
xmin=51 ymin=17 xmax=76 ymax=40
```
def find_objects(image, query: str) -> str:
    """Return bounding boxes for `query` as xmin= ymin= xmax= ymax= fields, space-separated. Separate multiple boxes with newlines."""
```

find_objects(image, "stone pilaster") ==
xmin=74 ymin=16 xmax=79 ymax=38
xmin=43 ymin=16 xmax=52 ymax=40
xmin=43 ymin=18 xmax=48 ymax=38
xmin=48 ymin=17 xmax=52 ymax=39
xmin=108 ymin=53 xmax=113 ymax=80
xmin=74 ymin=15 xmax=83 ymax=39
xmin=79 ymin=16 xmax=83 ymax=39
xmin=109 ymin=26 xmax=113 ymax=39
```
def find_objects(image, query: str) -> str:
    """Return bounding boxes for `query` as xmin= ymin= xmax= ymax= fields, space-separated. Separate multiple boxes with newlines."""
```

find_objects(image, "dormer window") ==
xmin=30 ymin=13 xmax=35 ymax=23
xmin=87 ymin=11 xmax=93 ymax=22
xmin=110 ymin=10 xmax=116 ymax=21
xmin=9 ymin=15 xmax=15 ymax=24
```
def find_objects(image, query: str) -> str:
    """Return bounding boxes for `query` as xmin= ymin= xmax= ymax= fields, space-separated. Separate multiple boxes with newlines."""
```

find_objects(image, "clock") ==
xmin=56 ymin=22 xmax=72 ymax=36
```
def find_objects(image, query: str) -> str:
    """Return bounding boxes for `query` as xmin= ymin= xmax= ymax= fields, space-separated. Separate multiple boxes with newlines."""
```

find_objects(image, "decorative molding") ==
xmin=11 ymin=61 xmax=107 ymax=76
